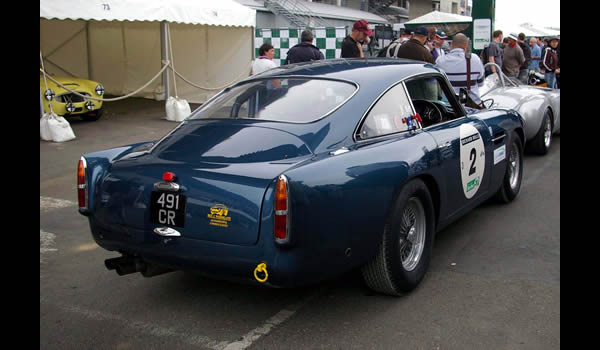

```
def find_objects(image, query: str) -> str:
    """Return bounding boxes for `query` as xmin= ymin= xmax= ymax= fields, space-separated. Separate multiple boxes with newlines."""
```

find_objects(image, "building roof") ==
xmin=234 ymin=0 xmax=388 ymax=24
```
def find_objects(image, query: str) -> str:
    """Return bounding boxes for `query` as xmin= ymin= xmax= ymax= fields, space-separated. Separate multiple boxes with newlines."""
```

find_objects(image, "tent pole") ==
xmin=86 ymin=21 xmax=93 ymax=80
xmin=40 ymin=88 xmax=44 ymax=119
xmin=160 ymin=21 xmax=171 ymax=100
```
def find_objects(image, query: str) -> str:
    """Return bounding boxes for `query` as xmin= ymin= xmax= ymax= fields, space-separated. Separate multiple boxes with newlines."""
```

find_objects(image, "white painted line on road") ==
xmin=222 ymin=292 xmax=319 ymax=350
xmin=40 ymin=299 xmax=230 ymax=350
xmin=40 ymin=196 xmax=76 ymax=212
xmin=40 ymin=229 xmax=58 ymax=264
xmin=41 ymin=290 xmax=319 ymax=350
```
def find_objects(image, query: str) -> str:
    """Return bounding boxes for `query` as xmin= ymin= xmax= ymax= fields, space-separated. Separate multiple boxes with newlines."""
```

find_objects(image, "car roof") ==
xmin=247 ymin=58 xmax=443 ymax=89
xmin=221 ymin=59 xmax=448 ymax=154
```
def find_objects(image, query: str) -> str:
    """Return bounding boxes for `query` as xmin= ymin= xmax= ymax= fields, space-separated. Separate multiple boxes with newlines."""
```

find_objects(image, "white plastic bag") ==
xmin=40 ymin=112 xmax=53 ymax=141
xmin=165 ymin=96 xmax=191 ymax=122
xmin=46 ymin=113 xmax=76 ymax=142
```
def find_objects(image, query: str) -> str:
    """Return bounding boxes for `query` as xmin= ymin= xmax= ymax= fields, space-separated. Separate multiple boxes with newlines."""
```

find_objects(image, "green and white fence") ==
xmin=254 ymin=27 xmax=349 ymax=66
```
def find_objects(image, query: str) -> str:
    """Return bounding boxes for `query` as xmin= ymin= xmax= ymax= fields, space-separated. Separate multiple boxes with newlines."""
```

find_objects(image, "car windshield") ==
xmin=479 ymin=63 xmax=523 ymax=97
xmin=189 ymin=78 xmax=357 ymax=123
xmin=479 ymin=75 xmax=502 ymax=96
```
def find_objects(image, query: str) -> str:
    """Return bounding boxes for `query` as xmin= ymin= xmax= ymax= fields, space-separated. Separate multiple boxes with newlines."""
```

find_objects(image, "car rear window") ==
xmin=189 ymin=78 xmax=357 ymax=123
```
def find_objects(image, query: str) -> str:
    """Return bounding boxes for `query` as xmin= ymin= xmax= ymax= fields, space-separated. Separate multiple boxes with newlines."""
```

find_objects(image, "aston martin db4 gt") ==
xmin=78 ymin=59 xmax=525 ymax=296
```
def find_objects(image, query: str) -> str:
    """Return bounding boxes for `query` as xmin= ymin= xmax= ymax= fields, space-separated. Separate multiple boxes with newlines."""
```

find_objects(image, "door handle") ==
xmin=438 ymin=141 xmax=452 ymax=149
xmin=329 ymin=147 xmax=349 ymax=156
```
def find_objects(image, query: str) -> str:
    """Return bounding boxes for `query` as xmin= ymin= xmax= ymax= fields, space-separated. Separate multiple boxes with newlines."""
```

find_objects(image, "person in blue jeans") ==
xmin=542 ymin=38 xmax=559 ymax=88
xmin=529 ymin=38 xmax=542 ymax=72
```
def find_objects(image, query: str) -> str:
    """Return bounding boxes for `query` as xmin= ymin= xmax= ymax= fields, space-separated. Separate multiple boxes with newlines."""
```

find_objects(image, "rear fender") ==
xmin=80 ymin=141 xmax=155 ymax=215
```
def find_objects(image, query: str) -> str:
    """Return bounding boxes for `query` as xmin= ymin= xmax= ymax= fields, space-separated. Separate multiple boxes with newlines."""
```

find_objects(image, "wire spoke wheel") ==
xmin=508 ymin=140 xmax=521 ymax=191
xmin=398 ymin=198 xmax=426 ymax=272
xmin=361 ymin=179 xmax=434 ymax=295
xmin=543 ymin=112 xmax=552 ymax=149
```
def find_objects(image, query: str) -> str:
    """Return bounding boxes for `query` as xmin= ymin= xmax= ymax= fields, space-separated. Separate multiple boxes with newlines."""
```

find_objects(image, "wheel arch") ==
xmin=545 ymin=105 xmax=555 ymax=131
xmin=515 ymin=126 xmax=526 ymax=149
xmin=413 ymin=174 xmax=440 ymax=229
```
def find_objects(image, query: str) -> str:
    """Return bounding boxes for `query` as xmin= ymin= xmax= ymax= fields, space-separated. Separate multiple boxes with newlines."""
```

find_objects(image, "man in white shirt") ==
xmin=251 ymin=43 xmax=277 ymax=75
xmin=435 ymin=33 xmax=485 ymax=105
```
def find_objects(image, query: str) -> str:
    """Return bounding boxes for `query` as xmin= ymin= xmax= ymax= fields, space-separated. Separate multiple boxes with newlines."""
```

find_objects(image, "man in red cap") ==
xmin=341 ymin=19 xmax=373 ymax=58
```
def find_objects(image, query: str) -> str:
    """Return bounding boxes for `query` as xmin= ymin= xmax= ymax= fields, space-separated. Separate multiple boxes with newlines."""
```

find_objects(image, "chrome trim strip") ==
xmin=153 ymin=182 xmax=180 ymax=192
xmin=492 ymin=134 xmax=506 ymax=142
xmin=153 ymin=227 xmax=181 ymax=237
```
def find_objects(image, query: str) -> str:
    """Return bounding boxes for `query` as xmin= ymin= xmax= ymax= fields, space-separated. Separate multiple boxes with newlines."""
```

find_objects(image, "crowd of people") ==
xmin=251 ymin=19 xmax=560 ymax=104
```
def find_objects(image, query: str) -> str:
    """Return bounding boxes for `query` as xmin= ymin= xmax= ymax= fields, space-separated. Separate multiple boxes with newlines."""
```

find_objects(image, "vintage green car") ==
xmin=40 ymin=75 xmax=105 ymax=121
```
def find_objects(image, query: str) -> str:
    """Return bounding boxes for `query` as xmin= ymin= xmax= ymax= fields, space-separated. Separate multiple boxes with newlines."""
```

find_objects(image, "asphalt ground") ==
xmin=40 ymin=98 xmax=560 ymax=349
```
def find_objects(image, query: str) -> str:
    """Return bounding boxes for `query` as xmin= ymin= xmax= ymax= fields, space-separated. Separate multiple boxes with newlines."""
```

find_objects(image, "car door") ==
xmin=404 ymin=74 xmax=493 ymax=220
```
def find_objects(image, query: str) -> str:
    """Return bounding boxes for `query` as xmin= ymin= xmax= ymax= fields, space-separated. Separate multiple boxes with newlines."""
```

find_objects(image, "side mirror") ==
xmin=458 ymin=88 xmax=469 ymax=104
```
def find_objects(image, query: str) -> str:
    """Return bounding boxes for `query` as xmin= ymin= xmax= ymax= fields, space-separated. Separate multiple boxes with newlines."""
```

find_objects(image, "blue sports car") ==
xmin=78 ymin=59 xmax=525 ymax=296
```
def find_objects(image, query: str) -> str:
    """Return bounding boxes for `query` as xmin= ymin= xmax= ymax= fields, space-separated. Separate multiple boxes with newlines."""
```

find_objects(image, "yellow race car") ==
xmin=40 ymin=75 xmax=105 ymax=121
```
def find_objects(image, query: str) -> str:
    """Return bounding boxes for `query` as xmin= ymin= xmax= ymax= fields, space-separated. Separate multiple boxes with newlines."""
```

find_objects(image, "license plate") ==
xmin=149 ymin=192 xmax=187 ymax=227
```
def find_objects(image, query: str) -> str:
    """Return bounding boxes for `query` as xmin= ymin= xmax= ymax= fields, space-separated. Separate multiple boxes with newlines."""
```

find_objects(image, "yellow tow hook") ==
xmin=254 ymin=262 xmax=268 ymax=283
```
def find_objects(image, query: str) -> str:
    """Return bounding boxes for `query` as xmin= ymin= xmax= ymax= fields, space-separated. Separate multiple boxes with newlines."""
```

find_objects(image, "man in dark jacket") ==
xmin=284 ymin=29 xmax=324 ymax=64
xmin=517 ymin=33 xmax=531 ymax=83
xmin=395 ymin=26 xmax=435 ymax=64
xmin=542 ymin=37 xmax=559 ymax=88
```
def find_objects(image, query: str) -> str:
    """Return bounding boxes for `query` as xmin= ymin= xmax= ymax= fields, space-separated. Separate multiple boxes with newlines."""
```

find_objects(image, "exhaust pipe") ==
xmin=105 ymin=256 xmax=137 ymax=275
xmin=104 ymin=256 xmax=173 ymax=277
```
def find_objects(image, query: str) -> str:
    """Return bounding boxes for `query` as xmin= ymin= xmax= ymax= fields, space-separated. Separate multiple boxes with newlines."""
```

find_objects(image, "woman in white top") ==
xmin=251 ymin=43 xmax=277 ymax=75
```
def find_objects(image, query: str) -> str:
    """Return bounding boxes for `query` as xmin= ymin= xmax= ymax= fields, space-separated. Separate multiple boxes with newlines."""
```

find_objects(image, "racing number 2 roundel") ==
xmin=460 ymin=124 xmax=485 ymax=199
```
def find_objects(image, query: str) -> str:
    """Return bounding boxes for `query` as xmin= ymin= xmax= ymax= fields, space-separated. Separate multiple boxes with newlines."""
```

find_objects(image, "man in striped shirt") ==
xmin=435 ymin=33 xmax=485 ymax=105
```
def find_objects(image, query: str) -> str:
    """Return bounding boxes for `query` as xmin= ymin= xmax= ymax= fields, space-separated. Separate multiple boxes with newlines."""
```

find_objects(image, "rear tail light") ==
xmin=77 ymin=157 xmax=88 ymax=210
xmin=274 ymin=174 xmax=290 ymax=244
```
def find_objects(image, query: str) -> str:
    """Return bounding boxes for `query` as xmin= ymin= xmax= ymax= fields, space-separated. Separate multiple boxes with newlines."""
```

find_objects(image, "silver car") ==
xmin=479 ymin=63 xmax=560 ymax=155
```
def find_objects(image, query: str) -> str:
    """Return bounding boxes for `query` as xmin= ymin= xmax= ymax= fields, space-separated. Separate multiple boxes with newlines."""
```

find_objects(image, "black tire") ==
xmin=81 ymin=106 xmax=104 ymax=121
xmin=527 ymin=109 xmax=552 ymax=155
xmin=361 ymin=178 xmax=435 ymax=296
xmin=494 ymin=132 xmax=523 ymax=203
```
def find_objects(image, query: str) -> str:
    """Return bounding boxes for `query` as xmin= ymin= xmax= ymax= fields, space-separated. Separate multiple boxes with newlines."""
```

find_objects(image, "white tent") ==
xmin=405 ymin=11 xmax=472 ymax=25
xmin=494 ymin=20 xmax=560 ymax=38
xmin=404 ymin=11 xmax=472 ymax=37
xmin=40 ymin=0 xmax=256 ymax=104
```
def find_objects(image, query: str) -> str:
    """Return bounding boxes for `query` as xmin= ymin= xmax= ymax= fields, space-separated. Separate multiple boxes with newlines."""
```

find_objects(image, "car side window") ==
xmin=404 ymin=76 xmax=462 ymax=127
xmin=357 ymin=83 xmax=414 ymax=140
